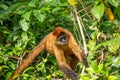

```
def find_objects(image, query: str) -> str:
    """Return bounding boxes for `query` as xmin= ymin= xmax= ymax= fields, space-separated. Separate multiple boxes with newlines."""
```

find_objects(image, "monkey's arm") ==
xmin=53 ymin=45 xmax=78 ymax=80
xmin=68 ymin=33 xmax=88 ymax=67
xmin=9 ymin=35 xmax=48 ymax=80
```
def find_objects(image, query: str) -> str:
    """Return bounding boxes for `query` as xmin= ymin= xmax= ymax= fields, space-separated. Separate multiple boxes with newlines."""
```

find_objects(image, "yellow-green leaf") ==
xmin=108 ymin=75 xmax=117 ymax=80
xmin=68 ymin=0 xmax=77 ymax=6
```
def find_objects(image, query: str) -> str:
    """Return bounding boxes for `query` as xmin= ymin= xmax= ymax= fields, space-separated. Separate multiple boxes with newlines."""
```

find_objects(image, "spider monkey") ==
xmin=9 ymin=27 xmax=88 ymax=80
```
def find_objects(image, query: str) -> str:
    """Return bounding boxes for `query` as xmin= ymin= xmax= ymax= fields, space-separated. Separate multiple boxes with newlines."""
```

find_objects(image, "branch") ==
xmin=73 ymin=6 xmax=87 ymax=74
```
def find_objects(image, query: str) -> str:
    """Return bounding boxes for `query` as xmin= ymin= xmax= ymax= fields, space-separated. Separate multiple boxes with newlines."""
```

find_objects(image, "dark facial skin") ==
xmin=57 ymin=32 xmax=68 ymax=45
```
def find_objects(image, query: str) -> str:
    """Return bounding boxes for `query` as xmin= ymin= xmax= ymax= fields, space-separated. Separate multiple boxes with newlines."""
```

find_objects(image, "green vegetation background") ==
xmin=0 ymin=0 xmax=120 ymax=80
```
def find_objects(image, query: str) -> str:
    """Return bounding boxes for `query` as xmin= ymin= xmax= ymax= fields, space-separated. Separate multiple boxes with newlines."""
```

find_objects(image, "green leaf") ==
xmin=23 ymin=67 xmax=34 ymax=74
xmin=87 ymin=40 xmax=96 ymax=52
xmin=108 ymin=43 xmax=119 ymax=54
xmin=82 ymin=77 xmax=90 ymax=80
xmin=28 ymin=0 xmax=39 ymax=8
xmin=0 ymin=57 xmax=4 ymax=63
xmin=8 ymin=3 xmax=27 ymax=13
xmin=46 ymin=75 xmax=51 ymax=79
xmin=98 ymin=63 xmax=103 ymax=72
xmin=0 ymin=4 xmax=8 ymax=10
xmin=21 ymin=73 xmax=29 ymax=79
xmin=52 ymin=7 xmax=61 ymax=13
xmin=108 ymin=0 xmax=119 ymax=7
xmin=108 ymin=75 xmax=117 ymax=80
xmin=33 ymin=10 xmax=46 ymax=22
xmin=91 ymin=61 xmax=99 ymax=73
xmin=0 ymin=65 xmax=8 ymax=71
xmin=112 ymin=56 xmax=120 ymax=68
xmin=0 ymin=12 xmax=10 ymax=19
xmin=92 ymin=3 xmax=104 ymax=20
xmin=13 ymin=35 xmax=19 ymax=41
xmin=50 ymin=57 xmax=57 ymax=65
xmin=28 ymin=0 xmax=36 ymax=7
xmin=19 ymin=19 xmax=29 ymax=31
xmin=8 ymin=61 xmax=16 ymax=70
xmin=6 ymin=72 xmax=12 ymax=80
xmin=114 ymin=7 xmax=120 ymax=21
xmin=22 ymin=11 xmax=32 ymax=21
xmin=86 ymin=67 xmax=94 ymax=75
xmin=94 ymin=37 xmax=120 ymax=51
xmin=21 ymin=32 xmax=28 ymax=42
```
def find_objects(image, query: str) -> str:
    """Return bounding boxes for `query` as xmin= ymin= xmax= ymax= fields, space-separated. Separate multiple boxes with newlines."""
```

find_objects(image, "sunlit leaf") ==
xmin=28 ymin=1 xmax=35 ymax=7
xmin=22 ymin=11 xmax=32 ymax=21
xmin=23 ymin=67 xmax=34 ymax=74
xmin=112 ymin=56 xmax=120 ymax=68
xmin=21 ymin=32 xmax=28 ymax=42
xmin=28 ymin=0 xmax=39 ymax=8
xmin=19 ymin=19 xmax=29 ymax=31
xmin=108 ymin=43 xmax=119 ymax=54
xmin=108 ymin=0 xmax=119 ymax=7
xmin=46 ymin=75 xmax=51 ymax=79
xmin=92 ymin=3 xmax=104 ymax=20
xmin=68 ymin=0 xmax=78 ymax=6
xmin=0 ymin=4 xmax=8 ymax=10
xmin=92 ymin=63 xmax=98 ymax=73
xmin=88 ymin=40 xmax=96 ymax=51
xmin=98 ymin=63 xmax=103 ymax=72
xmin=108 ymin=75 xmax=117 ymax=80
xmin=0 ymin=65 xmax=8 ymax=71
xmin=82 ymin=77 xmax=90 ymax=80
xmin=6 ymin=72 xmax=12 ymax=80
xmin=86 ymin=67 xmax=94 ymax=75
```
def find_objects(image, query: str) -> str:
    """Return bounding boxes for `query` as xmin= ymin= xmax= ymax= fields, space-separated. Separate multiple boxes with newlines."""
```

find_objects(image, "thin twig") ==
xmin=70 ymin=9 xmax=82 ymax=44
xmin=78 ymin=4 xmax=94 ymax=14
xmin=73 ymin=6 xmax=87 ymax=74
xmin=73 ymin=6 xmax=87 ymax=55
xmin=78 ymin=0 xmax=93 ymax=21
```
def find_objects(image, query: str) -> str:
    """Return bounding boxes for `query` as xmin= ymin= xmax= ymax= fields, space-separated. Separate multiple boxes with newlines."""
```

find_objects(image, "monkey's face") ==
xmin=57 ymin=32 xmax=68 ymax=45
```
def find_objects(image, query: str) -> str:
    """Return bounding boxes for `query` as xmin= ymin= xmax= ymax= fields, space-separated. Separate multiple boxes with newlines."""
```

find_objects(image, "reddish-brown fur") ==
xmin=9 ymin=27 xmax=88 ymax=80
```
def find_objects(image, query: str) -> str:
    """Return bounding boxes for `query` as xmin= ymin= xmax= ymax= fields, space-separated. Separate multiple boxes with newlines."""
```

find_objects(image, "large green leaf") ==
xmin=92 ymin=3 xmax=104 ymax=20
xmin=108 ymin=0 xmax=119 ymax=7
xmin=33 ymin=10 xmax=46 ymax=22
xmin=0 ymin=4 xmax=8 ymax=10
xmin=22 ymin=11 xmax=32 ymax=21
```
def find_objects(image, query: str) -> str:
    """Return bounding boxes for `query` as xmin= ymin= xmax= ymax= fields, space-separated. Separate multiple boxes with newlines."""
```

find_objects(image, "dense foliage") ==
xmin=0 ymin=0 xmax=120 ymax=80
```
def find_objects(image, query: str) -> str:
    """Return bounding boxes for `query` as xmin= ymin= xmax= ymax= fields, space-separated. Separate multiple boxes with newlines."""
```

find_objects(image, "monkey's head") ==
xmin=53 ymin=27 xmax=68 ymax=45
